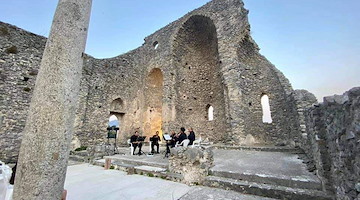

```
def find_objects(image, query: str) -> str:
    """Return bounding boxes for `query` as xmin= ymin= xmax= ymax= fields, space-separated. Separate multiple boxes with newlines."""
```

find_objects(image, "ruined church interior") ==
xmin=0 ymin=0 xmax=358 ymax=199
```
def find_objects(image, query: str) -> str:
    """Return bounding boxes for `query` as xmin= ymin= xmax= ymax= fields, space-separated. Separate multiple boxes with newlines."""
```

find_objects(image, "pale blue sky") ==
xmin=1 ymin=0 xmax=359 ymax=101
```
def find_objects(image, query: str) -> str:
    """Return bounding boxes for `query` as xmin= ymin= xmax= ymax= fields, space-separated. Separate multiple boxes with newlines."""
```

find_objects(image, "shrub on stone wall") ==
xmin=0 ymin=26 xmax=9 ymax=36
xmin=5 ymin=46 xmax=18 ymax=54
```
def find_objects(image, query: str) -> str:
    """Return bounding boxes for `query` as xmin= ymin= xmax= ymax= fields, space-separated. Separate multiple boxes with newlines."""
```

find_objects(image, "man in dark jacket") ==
xmin=150 ymin=131 xmax=161 ymax=154
xmin=188 ymin=128 xmax=196 ymax=145
xmin=130 ymin=131 xmax=143 ymax=155
xmin=170 ymin=131 xmax=178 ymax=147
xmin=178 ymin=127 xmax=187 ymax=145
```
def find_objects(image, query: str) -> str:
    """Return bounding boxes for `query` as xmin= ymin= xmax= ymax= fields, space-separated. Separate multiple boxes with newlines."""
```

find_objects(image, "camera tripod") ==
xmin=106 ymin=137 xmax=119 ymax=155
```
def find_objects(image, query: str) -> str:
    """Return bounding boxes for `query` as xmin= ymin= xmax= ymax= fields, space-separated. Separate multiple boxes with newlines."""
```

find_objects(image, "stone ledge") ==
xmin=209 ymin=170 xmax=322 ymax=191
xmin=212 ymin=145 xmax=303 ymax=153
xmin=205 ymin=176 xmax=333 ymax=200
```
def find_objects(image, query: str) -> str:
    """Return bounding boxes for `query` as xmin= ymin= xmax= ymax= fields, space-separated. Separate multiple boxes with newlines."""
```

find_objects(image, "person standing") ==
xmin=188 ymin=128 xmax=196 ymax=145
xmin=130 ymin=131 xmax=143 ymax=155
xmin=151 ymin=131 xmax=161 ymax=154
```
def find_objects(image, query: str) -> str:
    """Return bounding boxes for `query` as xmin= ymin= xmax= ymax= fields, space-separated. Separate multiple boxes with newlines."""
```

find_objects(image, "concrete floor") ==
xmin=64 ymin=164 xmax=190 ymax=200
xmin=3 ymin=148 xmax=315 ymax=200
xmin=211 ymin=149 xmax=319 ymax=182
xmin=64 ymin=164 xmax=275 ymax=200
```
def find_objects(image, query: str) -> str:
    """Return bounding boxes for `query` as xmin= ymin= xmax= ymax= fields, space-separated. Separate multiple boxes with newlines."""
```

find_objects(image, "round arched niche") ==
xmin=110 ymin=98 xmax=124 ymax=113
xmin=143 ymin=68 xmax=164 ymax=139
xmin=173 ymin=15 xmax=228 ymax=141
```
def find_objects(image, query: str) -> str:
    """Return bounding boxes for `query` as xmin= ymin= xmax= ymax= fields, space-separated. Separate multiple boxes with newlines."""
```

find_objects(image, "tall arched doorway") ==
xmin=173 ymin=15 xmax=227 ymax=141
xmin=109 ymin=98 xmax=125 ymax=139
xmin=143 ymin=68 xmax=164 ymax=139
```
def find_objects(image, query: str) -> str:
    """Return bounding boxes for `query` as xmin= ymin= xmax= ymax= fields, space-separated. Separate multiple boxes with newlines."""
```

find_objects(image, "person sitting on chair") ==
xmin=130 ymin=131 xmax=143 ymax=155
xmin=178 ymin=127 xmax=187 ymax=145
xmin=188 ymin=127 xmax=196 ymax=145
xmin=151 ymin=131 xmax=161 ymax=154
xmin=170 ymin=130 xmax=178 ymax=147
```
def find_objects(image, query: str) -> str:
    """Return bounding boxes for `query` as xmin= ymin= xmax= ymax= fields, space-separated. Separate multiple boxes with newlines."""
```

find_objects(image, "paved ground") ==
xmin=64 ymin=164 xmax=275 ymax=200
xmin=64 ymin=164 xmax=190 ymax=200
xmin=0 ymin=178 xmax=6 ymax=200
xmin=211 ymin=149 xmax=319 ymax=182
xmin=3 ymin=148 xmax=314 ymax=199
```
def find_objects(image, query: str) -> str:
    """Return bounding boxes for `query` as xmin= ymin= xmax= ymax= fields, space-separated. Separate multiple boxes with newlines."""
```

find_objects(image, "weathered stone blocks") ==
xmin=305 ymin=87 xmax=360 ymax=199
xmin=169 ymin=147 xmax=213 ymax=185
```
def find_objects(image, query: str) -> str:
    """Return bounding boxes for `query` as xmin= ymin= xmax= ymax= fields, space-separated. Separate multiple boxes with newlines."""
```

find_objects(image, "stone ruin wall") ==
xmin=1 ymin=0 xmax=303 ymax=162
xmin=304 ymin=87 xmax=360 ymax=199
xmin=235 ymin=35 xmax=301 ymax=145
xmin=0 ymin=23 xmax=46 ymax=162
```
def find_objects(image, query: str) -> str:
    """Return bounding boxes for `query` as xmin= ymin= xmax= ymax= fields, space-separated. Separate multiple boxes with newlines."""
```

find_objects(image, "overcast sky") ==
xmin=1 ymin=0 xmax=359 ymax=101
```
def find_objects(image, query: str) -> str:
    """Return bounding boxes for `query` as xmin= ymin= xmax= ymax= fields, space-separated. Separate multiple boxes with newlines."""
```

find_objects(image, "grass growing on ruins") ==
xmin=23 ymin=87 xmax=31 ymax=92
xmin=0 ymin=27 xmax=9 ymax=36
xmin=5 ymin=46 xmax=18 ymax=54
xmin=74 ymin=146 xmax=87 ymax=151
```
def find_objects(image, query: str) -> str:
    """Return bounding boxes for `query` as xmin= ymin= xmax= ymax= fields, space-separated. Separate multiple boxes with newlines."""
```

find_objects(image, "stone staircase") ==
xmin=93 ymin=154 xmax=183 ymax=182
xmin=205 ymin=173 xmax=331 ymax=200
xmin=204 ymin=147 xmax=333 ymax=200
xmin=69 ymin=146 xmax=334 ymax=199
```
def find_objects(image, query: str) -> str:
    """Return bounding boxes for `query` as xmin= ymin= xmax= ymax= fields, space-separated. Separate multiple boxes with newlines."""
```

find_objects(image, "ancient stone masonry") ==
xmin=293 ymin=89 xmax=318 ymax=148
xmin=169 ymin=147 xmax=214 ymax=185
xmin=304 ymin=87 xmax=360 ymax=200
xmin=0 ymin=22 xmax=47 ymax=162
xmin=1 ymin=0 xmax=303 ymax=163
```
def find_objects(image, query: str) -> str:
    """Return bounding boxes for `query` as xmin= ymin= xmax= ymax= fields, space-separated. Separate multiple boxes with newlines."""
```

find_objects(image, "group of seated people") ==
xmin=130 ymin=127 xmax=196 ymax=155
xmin=167 ymin=127 xmax=196 ymax=147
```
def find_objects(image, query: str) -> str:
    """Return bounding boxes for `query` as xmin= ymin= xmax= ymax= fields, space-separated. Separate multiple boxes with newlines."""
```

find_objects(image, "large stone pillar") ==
xmin=13 ymin=0 xmax=92 ymax=199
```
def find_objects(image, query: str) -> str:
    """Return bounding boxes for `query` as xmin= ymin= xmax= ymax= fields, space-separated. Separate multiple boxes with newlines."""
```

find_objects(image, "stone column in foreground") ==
xmin=13 ymin=0 xmax=92 ymax=199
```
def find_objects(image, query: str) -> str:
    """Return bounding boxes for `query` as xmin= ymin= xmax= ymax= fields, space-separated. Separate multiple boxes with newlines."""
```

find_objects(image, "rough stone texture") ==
xmin=0 ymin=0 xmax=304 ymax=163
xmin=0 ymin=23 xmax=46 ymax=163
xmin=180 ymin=186 xmax=277 ymax=200
xmin=169 ymin=147 xmax=213 ymax=185
xmin=294 ymin=89 xmax=318 ymax=147
xmin=12 ymin=0 xmax=92 ymax=199
xmin=210 ymin=149 xmax=321 ymax=187
xmin=293 ymin=90 xmax=318 ymax=173
xmin=305 ymin=87 xmax=360 ymax=199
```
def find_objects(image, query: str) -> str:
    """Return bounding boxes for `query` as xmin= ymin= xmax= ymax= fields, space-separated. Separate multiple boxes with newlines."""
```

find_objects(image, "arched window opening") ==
xmin=207 ymin=105 xmax=214 ymax=121
xmin=153 ymin=41 xmax=159 ymax=49
xmin=108 ymin=115 xmax=119 ymax=127
xmin=108 ymin=115 xmax=119 ymax=139
xmin=261 ymin=95 xmax=272 ymax=123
